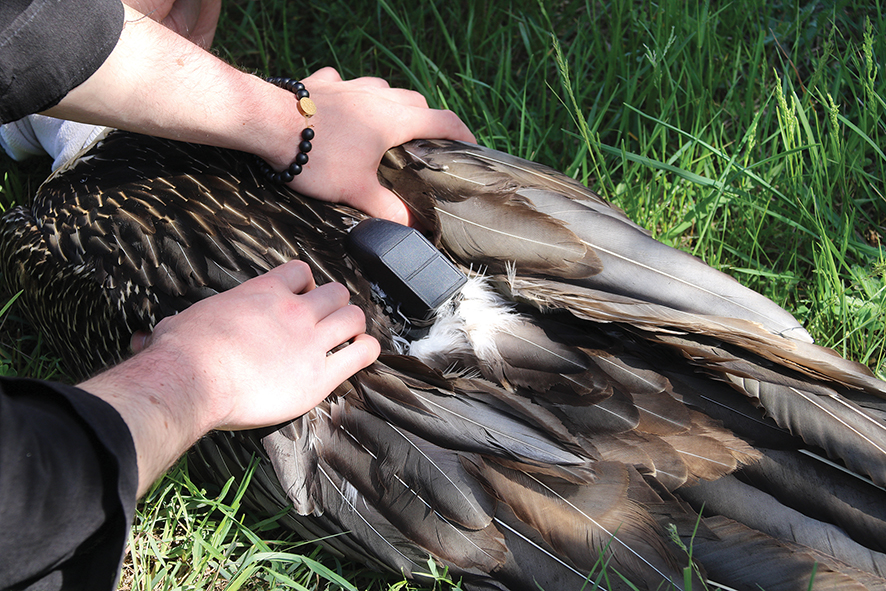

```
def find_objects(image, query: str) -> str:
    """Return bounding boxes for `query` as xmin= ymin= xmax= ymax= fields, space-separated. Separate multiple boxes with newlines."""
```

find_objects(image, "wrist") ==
xmin=252 ymin=78 xmax=317 ymax=180
xmin=131 ymin=333 xmax=231 ymax=434
xmin=78 ymin=343 xmax=215 ymax=495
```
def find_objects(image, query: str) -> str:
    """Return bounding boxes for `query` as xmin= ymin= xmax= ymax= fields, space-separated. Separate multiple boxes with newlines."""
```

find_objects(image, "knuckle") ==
xmin=346 ymin=303 xmax=367 ymax=324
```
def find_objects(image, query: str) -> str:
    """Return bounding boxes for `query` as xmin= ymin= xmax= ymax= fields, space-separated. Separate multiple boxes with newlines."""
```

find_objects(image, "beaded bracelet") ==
xmin=256 ymin=77 xmax=316 ymax=183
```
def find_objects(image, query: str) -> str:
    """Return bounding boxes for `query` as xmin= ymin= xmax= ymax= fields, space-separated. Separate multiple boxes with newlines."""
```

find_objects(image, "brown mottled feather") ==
xmin=3 ymin=131 xmax=886 ymax=590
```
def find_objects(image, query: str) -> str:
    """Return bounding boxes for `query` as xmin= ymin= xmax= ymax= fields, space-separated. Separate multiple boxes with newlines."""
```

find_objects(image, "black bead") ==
xmin=301 ymin=127 xmax=315 ymax=141
xmin=295 ymin=152 xmax=309 ymax=165
xmin=289 ymin=163 xmax=303 ymax=176
xmin=299 ymin=140 xmax=313 ymax=153
xmin=296 ymin=89 xmax=310 ymax=99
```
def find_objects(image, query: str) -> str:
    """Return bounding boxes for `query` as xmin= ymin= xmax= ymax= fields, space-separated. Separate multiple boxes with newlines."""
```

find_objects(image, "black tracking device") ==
xmin=345 ymin=218 xmax=467 ymax=323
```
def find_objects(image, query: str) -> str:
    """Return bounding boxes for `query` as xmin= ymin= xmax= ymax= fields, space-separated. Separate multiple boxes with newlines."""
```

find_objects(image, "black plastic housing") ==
xmin=345 ymin=218 xmax=467 ymax=322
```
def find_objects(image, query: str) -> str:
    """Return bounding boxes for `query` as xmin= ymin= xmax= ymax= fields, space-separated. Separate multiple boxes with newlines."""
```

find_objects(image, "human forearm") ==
xmin=77 ymin=347 xmax=205 ymax=497
xmin=45 ymin=4 xmax=300 ymax=168
xmin=43 ymin=2 xmax=475 ymax=225
xmin=77 ymin=340 xmax=241 ymax=498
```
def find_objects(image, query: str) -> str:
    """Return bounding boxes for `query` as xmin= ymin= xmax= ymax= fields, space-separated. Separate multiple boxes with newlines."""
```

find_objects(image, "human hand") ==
xmin=279 ymin=68 xmax=476 ymax=226
xmin=131 ymin=260 xmax=379 ymax=431
xmin=82 ymin=260 xmax=379 ymax=494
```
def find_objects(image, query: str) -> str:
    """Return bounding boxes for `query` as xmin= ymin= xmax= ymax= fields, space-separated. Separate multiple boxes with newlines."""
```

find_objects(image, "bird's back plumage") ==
xmin=3 ymin=131 xmax=886 ymax=590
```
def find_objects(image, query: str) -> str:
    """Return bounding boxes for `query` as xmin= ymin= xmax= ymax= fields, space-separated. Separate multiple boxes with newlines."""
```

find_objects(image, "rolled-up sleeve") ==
xmin=0 ymin=0 xmax=125 ymax=123
xmin=0 ymin=377 xmax=138 ymax=591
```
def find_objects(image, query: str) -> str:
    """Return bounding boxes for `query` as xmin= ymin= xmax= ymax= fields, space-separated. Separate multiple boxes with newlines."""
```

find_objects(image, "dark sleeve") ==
xmin=0 ymin=377 xmax=138 ymax=591
xmin=0 ymin=0 xmax=125 ymax=123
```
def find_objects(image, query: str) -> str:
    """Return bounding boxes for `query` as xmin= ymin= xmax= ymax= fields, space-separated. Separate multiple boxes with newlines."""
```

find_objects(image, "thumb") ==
xmin=130 ymin=330 xmax=152 ymax=353
xmin=351 ymin=185 xmax=413 ymax=227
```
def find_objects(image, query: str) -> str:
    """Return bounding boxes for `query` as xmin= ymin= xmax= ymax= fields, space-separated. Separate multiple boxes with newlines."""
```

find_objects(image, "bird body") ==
xmin=3 ymin=130 xmax=886 ymax=590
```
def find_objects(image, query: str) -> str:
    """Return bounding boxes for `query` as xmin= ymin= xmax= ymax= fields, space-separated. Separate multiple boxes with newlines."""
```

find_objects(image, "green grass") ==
xmin=1 ymin=0 xmax=884 ymax=589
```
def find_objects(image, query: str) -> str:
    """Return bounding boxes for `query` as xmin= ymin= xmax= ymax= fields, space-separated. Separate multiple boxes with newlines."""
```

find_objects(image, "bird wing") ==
xmin=6 ymin=130 xmax=886 ymax=590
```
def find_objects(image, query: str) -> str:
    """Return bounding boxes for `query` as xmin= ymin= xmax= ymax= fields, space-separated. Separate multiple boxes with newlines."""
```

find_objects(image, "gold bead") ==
xmin=298 ymin=97 xmax=317 ymax=118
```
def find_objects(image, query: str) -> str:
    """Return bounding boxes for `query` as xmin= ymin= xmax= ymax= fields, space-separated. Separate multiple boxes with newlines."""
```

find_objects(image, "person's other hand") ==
xmin=282 ymin=68 xmax=476 ymax=226
xmin=131 ymin=260 xmax=379 ymax=431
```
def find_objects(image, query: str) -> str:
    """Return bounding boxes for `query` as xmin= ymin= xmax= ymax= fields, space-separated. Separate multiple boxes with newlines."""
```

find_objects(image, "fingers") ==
xmin=324 ymin=333 xmax=380 ymax=386
xmin=129 ymin=0 xmax=221 ymax=47
xmin=300 ymin=281 xmax=352 ymax=323
xmin=130 ymin=330 xmax=151 ymax=353
xmin=264 ymin=260 xmax=316 ymax=294
xmin=306 ymin=68 xmax=449 ymax=118
xmin=356 ymin=80 xmax=471 ymax=143
xmin=227 ymin=261 xmax=366 ymax=354
xmin=256 ymin=262 xmax=365 ymax=352
xmin=316 ymin=303 xmax=368 ymax=354
xmin=399 ymin=106 xmax=476 ymax=144
xmin=306 ymin=67 xmax=343 ymax=83
xmin=307 ymin=68 xmax=389 ymax=90
xmin=306 ymin=67 xmax=474 ymax=142
xmin=347 ymin=75 xmax=392 ymax=90
xmin=344 ymin=185 xmax=412 ymax=225
xmin=379 ymin=87 xmax=429 ymax=108
xmin=267 ymin=263 xmax=365 ymax=349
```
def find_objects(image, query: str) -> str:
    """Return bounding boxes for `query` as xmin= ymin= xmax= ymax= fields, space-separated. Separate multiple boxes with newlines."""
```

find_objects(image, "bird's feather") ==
xmin=465 ymin=457 xmax=689 ymax=589
xmin=738 ymin=448 xmax=886 ymax=552
xmin=314 ymin=405 xmax=509 ymax=572
xmin=682 ymin=515 xmax=880 ymax=591
xmin=680 ymin=475 xmax=886 ymax=579
xmin=6 ymin=131 xmax=886 ymax=591
xmin=380 ymin=140 xmax=810 ymax=342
